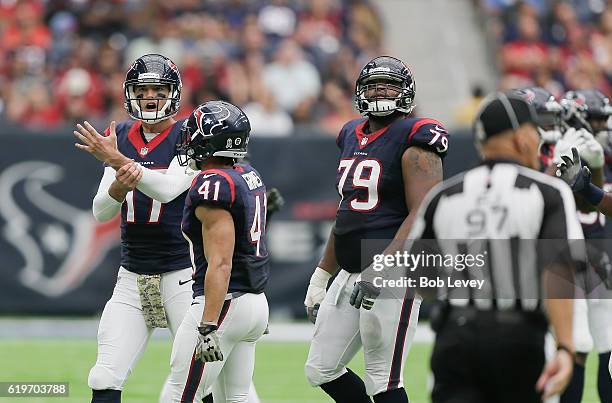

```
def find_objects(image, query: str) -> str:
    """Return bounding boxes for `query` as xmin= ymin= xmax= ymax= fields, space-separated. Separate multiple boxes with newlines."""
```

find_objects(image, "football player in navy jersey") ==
xmin=74 ymin=53 xmax=199 ymax=403
xmin=549 ymin=89 xmax=612 ymax=403
xmin=75 ymin=56 xmax=265 ymax=403
xmin=512 ymin=87 xmax=564 ymax=170
xmin=304 ymin=56 xmax=448 ymax=403
xmin=164 ymin=101 xmax=269 ymax=403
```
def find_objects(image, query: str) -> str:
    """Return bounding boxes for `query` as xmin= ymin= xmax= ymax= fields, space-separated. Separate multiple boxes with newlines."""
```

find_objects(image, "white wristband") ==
xmin=310 ymin=267 xmax=332 ymax=287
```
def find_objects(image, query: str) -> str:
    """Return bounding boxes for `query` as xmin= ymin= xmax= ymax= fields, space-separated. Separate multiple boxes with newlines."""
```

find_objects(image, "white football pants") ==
xmin=88 ymin=267 xmax=193 ymax=391
xmin=165 ymin=292 xmax=269 ymax=403
xmin=305 ymin=270 xmax=421 ymax=396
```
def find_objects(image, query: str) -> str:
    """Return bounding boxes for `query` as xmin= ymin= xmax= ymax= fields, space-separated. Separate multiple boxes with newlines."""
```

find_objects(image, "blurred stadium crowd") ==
xmin=483 ymin=0 xmax=612 ymax=98
xmin=0 ymin=0 xmax=383 ymax=136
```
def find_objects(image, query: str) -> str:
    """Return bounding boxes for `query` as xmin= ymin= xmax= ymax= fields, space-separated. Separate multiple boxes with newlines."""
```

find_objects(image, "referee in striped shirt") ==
xmin=408 ymin=93 xmax=584 ymax=403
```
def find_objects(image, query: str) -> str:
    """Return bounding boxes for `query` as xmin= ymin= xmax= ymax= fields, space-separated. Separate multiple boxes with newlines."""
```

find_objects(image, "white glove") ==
xmin=555 ymin=147 xmax=591 ymax=191
xmin=304 ymin=267 xmax=332 ymax=323
xmin=195 ymin=322 xmax=223 ymax=362
xmin=554 ymin=128 xmax=604 ymax=169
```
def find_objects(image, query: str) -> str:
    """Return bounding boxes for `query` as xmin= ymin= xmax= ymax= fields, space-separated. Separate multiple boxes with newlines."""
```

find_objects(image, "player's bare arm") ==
xmin=304 ymin=227 xmax=337 ymax=323
xmin=593 ymin=194 xmax=612 ymax=216
xmin=108 ymin=181 xmax=132 ymax=203
xmin=74 ymin=121 xmax=132 ymax=170
xmin=304 ymin=226 xmax=337 ymax=324
xmin=196 ymin=205 xmax=235 ymax=324
xmin=318 ymin=228 xmax=339 ymax=275
xmin=389 ymin=146 xmax=443 ymax=254
xmin=538 ymin=295 xmax=574 ymax=398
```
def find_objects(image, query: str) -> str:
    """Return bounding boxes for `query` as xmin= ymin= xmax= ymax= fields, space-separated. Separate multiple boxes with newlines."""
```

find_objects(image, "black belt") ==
xmin=447 ymin=305 xmax=548 ymax=328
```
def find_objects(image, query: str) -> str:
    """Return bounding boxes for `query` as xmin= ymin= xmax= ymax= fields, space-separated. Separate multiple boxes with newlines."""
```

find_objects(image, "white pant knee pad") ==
xmin=88 ymin=365 xmax=123 ymax=391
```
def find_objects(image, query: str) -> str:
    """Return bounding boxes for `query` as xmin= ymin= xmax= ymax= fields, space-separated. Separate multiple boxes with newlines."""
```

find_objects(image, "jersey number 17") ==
xmin=125 ymin=191 xmax=163 ymax=223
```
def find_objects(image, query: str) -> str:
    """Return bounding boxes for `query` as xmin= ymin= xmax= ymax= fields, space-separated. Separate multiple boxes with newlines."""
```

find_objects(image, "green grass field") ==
xmin=0 ymin=339 xmax=602 ymax=403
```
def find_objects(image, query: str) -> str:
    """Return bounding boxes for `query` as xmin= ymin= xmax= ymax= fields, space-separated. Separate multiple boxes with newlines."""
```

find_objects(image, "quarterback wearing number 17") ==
xmin=304 ymin=56 xmax=449 ymax=403
xmin=74 ymin=54 xmax=196 ymax=403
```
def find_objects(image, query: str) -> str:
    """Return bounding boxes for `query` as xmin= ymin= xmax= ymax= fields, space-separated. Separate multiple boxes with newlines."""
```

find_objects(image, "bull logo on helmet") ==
xmin=194 ymin=104 xmax=231 ymax=138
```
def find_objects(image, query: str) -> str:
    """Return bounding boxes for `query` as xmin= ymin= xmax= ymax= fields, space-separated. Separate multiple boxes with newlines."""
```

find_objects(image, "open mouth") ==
xmin=144 ymin=101 xmax=158 ymax=112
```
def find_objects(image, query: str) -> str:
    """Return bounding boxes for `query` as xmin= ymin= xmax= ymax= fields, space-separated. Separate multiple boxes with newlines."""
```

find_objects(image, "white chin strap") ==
xmin=366 ymin=99 xmax=397 ymax=116
xmin=538 ymin=128 xmax=562 ymax=144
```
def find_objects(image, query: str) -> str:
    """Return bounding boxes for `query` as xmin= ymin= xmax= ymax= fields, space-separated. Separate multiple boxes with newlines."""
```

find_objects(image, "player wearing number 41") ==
xmin=165 ymin=101 xmax=269 ymax=403
xmin=74 ymin=54 xmax=264 ymax=403
xmin=304 ymin=56 xmax=449 ymax=403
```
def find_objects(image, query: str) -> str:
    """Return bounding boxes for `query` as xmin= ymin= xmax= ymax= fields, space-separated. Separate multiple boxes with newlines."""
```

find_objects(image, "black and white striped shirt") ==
xmin=409 ymin=159 xmax=585 ymax=311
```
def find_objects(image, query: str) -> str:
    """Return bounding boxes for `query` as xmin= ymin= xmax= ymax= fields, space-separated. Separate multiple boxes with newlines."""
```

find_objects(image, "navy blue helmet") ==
xmin=177 ymin=101 xmax=251 ymax=168
xmin=513 ymin=87 xmax=563 ymax=143
xmin=123 ymin=54 xmax=182 ymax=123
xmin=355 ymin=56 xmax=416 ymax=117
xmin=562 ymin=89 xmax=612 ymax=148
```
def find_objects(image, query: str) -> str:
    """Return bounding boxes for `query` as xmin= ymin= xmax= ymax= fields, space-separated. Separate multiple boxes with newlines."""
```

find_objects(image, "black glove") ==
xmin=349 ymin=280 xmax=381 ymax=310
xmin=306 ymin=303 xmax=320 ymax=324
xmin=266 ymin=187 xmax=285 ymax=218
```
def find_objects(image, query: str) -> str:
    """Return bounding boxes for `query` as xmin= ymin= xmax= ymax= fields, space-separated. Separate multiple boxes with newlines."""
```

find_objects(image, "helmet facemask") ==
xmin=124 ymin=80 xmax=180 ymax=124
xmin=356 ymin=74 xmax=415 ymax=117
xmin=537 ymin=99 xmax=564 ymax=144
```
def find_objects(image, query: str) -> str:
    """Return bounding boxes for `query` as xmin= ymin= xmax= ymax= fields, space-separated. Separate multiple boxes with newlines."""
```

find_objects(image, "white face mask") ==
xmin=538 ymin=127 xmax=562 ymax=144
xmin=366 ymin=99 xmax=398 ymax=116
xmin=127 ymin=83 xmax=177 ymax=123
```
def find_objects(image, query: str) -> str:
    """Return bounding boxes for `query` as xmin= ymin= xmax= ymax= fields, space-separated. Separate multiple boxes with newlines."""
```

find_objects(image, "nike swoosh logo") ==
xmin=434 ymin=125 xmax=446 ymax=133
xmin=178 ymin=279 xmax=193 ymax=286
xmin=201 ymin=173 xmax=217 ymax=179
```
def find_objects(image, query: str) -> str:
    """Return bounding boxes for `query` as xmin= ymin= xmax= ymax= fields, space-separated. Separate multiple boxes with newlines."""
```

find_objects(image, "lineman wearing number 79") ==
xmin=304 ymin=56 xmax=449 ymax=403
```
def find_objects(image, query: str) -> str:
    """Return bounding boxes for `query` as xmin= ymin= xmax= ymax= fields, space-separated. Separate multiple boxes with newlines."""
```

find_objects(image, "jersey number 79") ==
xmin=338 ymin=158 xmax=381 ymax=212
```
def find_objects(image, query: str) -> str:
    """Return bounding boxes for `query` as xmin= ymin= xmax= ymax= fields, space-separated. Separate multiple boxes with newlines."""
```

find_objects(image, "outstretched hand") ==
xmin=555 ymin=147 xmax=591 ymax=192
xmin=74 ymin=121 xmax=127 ymax=169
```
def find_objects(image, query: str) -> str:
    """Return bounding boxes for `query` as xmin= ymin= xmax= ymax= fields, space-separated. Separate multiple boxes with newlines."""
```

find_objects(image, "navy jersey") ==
xmin=110 ymin=119 xmax=191 ymax=274
xmin=334 ymin=117 xmax=449 ymax=272
xmin=576 ymin=159 xmax=610 ymax=240
xmin=182 ymin=163 xmax=270 ymax=297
